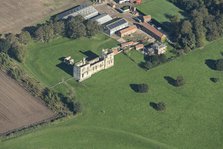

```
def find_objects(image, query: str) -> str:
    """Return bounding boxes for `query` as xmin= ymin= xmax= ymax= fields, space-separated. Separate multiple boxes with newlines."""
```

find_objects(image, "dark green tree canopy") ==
xmin=169 ymin=0 xmax=223 ymax=51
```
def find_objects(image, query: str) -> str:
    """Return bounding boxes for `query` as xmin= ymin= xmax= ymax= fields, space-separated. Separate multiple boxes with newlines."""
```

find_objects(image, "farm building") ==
xmin=118 ymin=25 xmax=137 ymax=37
xmin=121 ymin=41 xmax=137 ymax=48
xmin=152 ymin=42 xmax=167 ymax=54
xmin=110 ymin=46 xmax=122 ymax=55
xmin=118 ymin=0 xmax=130 ymax=4
xmin=134 ymin=0 xmax=142 ymax=4
xmin=135 ymin=44 xmax=144 ymax=50
xmin=94 ymin=0 xmax=107 ymax=3
xmin=91 ymin=14 xmax=113 ymax=25
xmin=120 ymin=6 xmax=130 ymax=13
xmin=145 ymin=47 xmax=155 ymax=55
xmin=142 ymin=15 xmax=151 ymax=22
xmin=145 ymin=42 xmax=167 ymax=55
xmin=73 ymin=49 xmax=114 ymax=82
xmin=56 ymin=4 xmax=99 ymax=20
xmin=137 ymin=22 xmax=166 ymax=42
xmin=104 ymin=18 xmax=129 ymax=35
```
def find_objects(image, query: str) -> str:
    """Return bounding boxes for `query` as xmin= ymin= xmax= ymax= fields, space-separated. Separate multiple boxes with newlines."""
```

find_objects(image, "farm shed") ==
xmin=104 ymin=18 xmax=129 ymax=35
xmin=118 ymin=25 xmax=137 ymax=37
xmin=91 ymin=13 xmax=113 ymax=25
xmin=56 ymin=4 xmax=99 ymax=20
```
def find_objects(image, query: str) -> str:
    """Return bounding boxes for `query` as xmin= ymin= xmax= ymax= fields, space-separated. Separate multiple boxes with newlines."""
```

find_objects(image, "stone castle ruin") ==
xmin=73 ymin=49 xmax=114 ymax=82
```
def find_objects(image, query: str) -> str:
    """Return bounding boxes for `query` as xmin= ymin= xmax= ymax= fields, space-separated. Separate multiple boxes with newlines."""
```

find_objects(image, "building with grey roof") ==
xmin=56 ymin=4 xmax=99 ymax=20
xmin=91 ymin=14 xmax=113 ymax=25
xmin=104 ymin=18 xmax=129 ymax=35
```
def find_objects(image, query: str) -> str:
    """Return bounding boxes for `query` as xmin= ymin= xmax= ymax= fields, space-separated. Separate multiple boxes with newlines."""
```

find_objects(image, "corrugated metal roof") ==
xmin=57 ymin=4 xmax=98 ymax=19
xmin=106 ymin=18 xmax=128 ymax=30
xmin=140 ymin=22 xmax=164 ymax=38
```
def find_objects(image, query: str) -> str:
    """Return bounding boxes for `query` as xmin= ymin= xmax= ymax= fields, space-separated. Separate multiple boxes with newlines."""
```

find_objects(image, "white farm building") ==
xmin=118 ymin=0 xmax=130 ymax=4
xmin=91 ymin=14 xmax=113 ymax=25
xmin=104 ymin=18 xmax=129 ymax=35
xmin=56 ymin=4 xmax=99 ymax=20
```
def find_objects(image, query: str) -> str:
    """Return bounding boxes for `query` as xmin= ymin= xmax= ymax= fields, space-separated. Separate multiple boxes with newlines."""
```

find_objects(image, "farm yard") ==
xmin=0 ymin=71 xmax=55 ymax=135
xmin=0 ymin=0 xmax=88 ymax=33
xmin=1 ymin=35 xmax=223 ymax=149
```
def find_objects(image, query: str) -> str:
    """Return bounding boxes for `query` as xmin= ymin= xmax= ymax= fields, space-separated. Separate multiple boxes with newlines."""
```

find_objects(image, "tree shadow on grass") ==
xmin=164 ymin=76 xmax=176 ymax=86
xmin=205 ymin=59 xmax=216 ymax=70
xmin=138 ymin=62 xmax=148 ymax=71
xmin=210 ymin=77 xmax=220 ymax=83
xmin=129 ymin=84 xmax=139 ymax=92
xmin=149 ymin=102 xmax=157 ymax=110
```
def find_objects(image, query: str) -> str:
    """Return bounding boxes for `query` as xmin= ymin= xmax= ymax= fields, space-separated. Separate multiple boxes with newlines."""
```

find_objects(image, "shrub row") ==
xmin=0 ymin=53 xmax=80 ymax=114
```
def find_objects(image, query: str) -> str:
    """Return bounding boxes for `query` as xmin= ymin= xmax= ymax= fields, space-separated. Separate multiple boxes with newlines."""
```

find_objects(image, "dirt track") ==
xmin=0 ymin=71 xmax=55 ymax=134
xmin=0 ymin=0 xmax=87 ymax=34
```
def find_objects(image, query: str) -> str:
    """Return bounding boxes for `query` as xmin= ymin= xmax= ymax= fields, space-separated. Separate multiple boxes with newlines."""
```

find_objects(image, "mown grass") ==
xmin=137 ymin=0 xmax=183 ymax=23
xmin=22 ymin=34 xmax=118 ymax=86
xmin=2 ymin=36 xmax=223 ymax=149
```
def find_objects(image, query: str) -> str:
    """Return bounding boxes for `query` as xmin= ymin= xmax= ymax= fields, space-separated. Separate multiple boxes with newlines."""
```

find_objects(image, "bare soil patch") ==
xmin=0 ymin=0 xmax=87 ymax=34
xmin=0 ymin=71 xmax=55 ymax=135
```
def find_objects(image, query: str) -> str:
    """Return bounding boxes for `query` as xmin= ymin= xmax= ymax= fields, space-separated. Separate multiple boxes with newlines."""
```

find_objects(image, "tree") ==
xmin=53 ymin=21 xmax=65 ymax=36
xmin=191 ymin=7 xmax=208 ymax=47
xmin=150 ymin=101 xmax=166 ymax=111
xmin=144 ymin=61 xmax=153 ymax=70
xmin=175 ymin=75 xmax=185 ymax=86
xmin=5 ymin=33 xmax=17 ymax=44
xmin=178 ymin=20 xmax=196 ymax=50
xmin=159 ymin=54 xmax=167 ymax=63
xmin=137 ymin=84 xmax=149 ymax=93
xmin=66 ymin=21 xmax=86 ymax=39
xmin=34 ymin=26 xmax=45 ymax=42
xmin=210 ymin=77 xmax=220 ymax=83
xmin=0 ymin=39 xmax=11 ymax=53
xmin=215 ymin=59 xmax=223 ymax=71
xmin=205 ymin=15 xmax=220 ymax=41
xmin=169 ymin=0 xmax=223 ymax=50
xmin=85 ymin=20 xmax=100 ymax=37
xmin=7 ymin=67 xmax=23 ymax=81
xmin=17 ymin=31 xmax=32 ymax=45
xmin=8 ymin=42 xmax=26 ymax=62
xmin=216 ymin=14 xmax=223 ymax=35
xmin=148 ymin=55 xmax=159 ymax=65
xmin=156 ymin=102 xmax=166 ymax=111
xmin=34 ymin=24 xmax=55 ymax=42
xmin=65 ymin=15 xmax=87 ymax=39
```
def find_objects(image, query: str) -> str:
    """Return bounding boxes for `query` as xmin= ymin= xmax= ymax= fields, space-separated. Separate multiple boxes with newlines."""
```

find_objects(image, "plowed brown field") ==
xmin=0 ymin=0 xmax=87 ymax=34
xmin=0 ymin=71 xmax=54 ymax=135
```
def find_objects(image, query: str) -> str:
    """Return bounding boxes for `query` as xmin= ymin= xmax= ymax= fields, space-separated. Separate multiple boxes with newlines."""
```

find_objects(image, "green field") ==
xmin=22 ymin=34 xmax=118 ymax=87
xmin=1 ymin=34 xmax=223 ymax=149
xmin=137 ymin=0 xmax=183 ymax=23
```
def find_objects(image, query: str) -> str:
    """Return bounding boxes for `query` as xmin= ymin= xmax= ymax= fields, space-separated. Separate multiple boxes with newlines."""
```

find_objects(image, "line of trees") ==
xmin=0 ymin=15 xmax=100 ymax=63
xmin=0 ymin=52 xmax=80 ymax=114
xmin=0 ymin=31 xmax=31 ymax=62
xmin=33 ymin=15 xmax=100 ymax=42
xmin=0 ymin=15 xmax=97 ymax=115
xmin=142 ymin=54 xmax=168 ymax=70
xmin=169 ymin=0 xmax=223 ymax=51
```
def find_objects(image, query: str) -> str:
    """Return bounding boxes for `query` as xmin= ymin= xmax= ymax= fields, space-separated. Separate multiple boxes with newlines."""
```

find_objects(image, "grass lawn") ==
xmin=2 ymin=36 xmax=223 ymax=149
xmin=137 ymin=0 xmax=183 ymax=23
xmin=22 ymin=34 xmax=118 ymax=87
